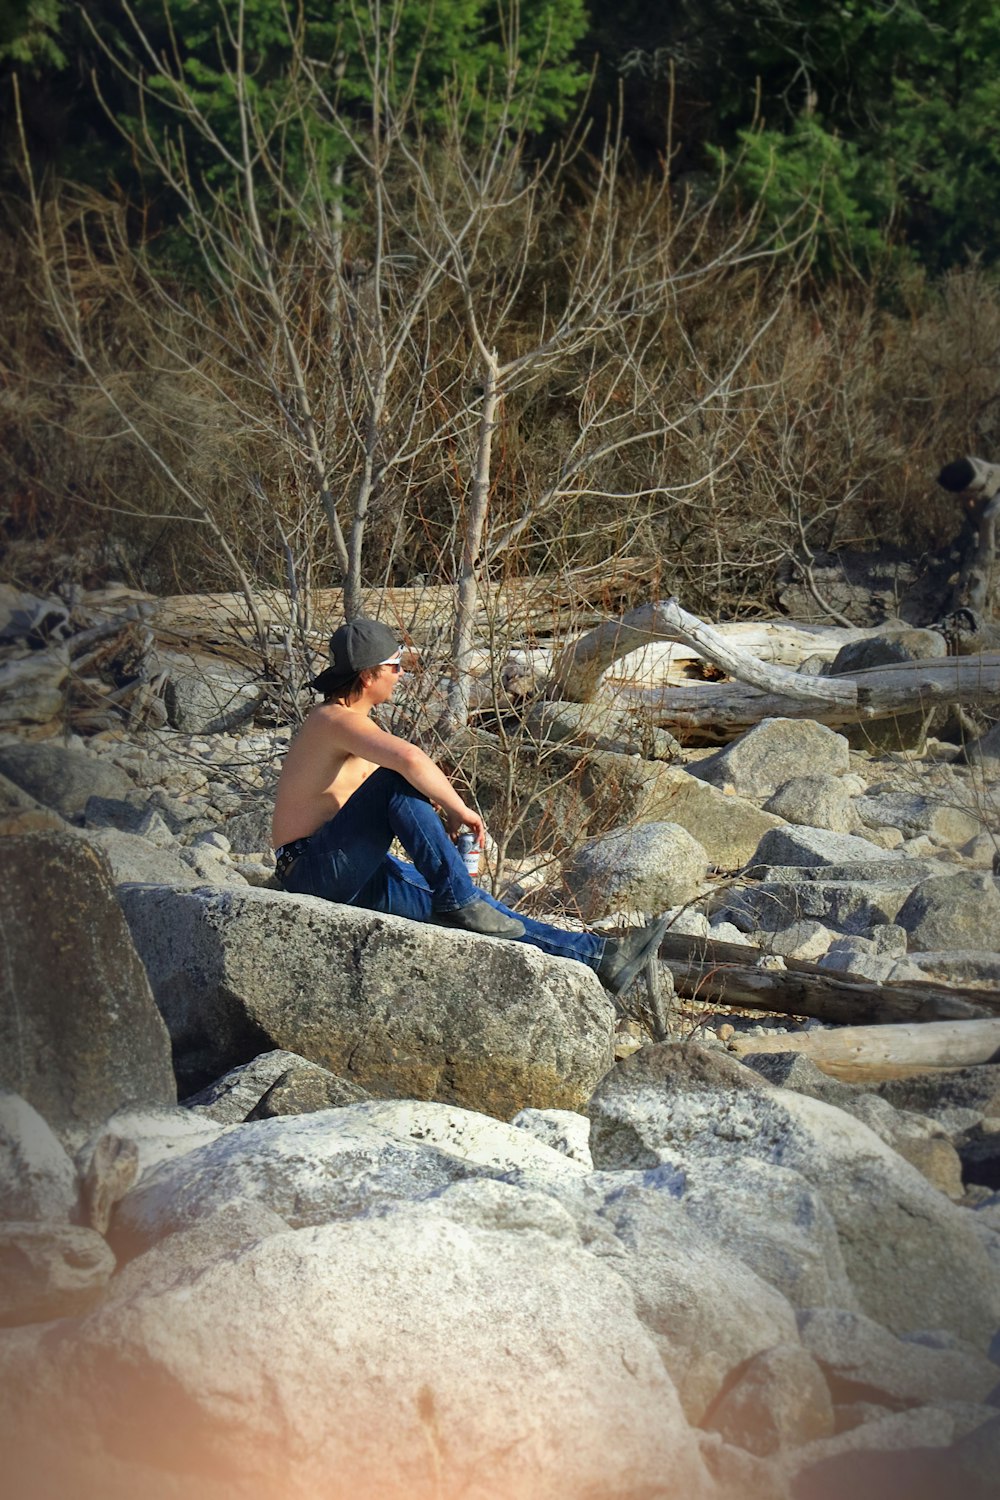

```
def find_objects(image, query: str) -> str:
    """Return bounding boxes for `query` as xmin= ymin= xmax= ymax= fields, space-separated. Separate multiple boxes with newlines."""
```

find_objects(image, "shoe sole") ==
xmin=606 ymin=914 xmax=671 ymax=996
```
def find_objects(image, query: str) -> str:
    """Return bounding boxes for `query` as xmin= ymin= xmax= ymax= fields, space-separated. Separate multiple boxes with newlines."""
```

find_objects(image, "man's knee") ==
xmin=382 ymin=769 xmax=428 ymax=803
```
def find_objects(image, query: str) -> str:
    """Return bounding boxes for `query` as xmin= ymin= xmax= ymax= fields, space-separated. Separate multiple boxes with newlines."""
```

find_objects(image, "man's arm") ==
xmin=322 ymin=705 xmax=485 ymax=843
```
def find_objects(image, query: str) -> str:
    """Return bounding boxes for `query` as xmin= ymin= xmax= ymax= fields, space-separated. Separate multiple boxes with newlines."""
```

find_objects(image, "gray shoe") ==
xmin=596 ymin=915 xmax=671 ymax=996
xmin=433 ymin=900 xmax=525 ymax=940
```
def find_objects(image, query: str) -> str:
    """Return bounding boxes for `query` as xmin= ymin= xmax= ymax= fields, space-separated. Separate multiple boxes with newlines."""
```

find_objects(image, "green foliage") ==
xmin=586 ymin=0 xmax=1000 ymax=273
xmin=715 ymin=115 xmax=896 ymax=276
xmin=128 ymin=0 xmax=590 ymax=144
xmin=0 ymin=0 xmax=66 ymax=69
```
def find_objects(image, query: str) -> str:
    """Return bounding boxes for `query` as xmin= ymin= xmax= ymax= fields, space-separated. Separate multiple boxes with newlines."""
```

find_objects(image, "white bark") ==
xmin=727 ymin=1018 xmax=1000 ymax=1082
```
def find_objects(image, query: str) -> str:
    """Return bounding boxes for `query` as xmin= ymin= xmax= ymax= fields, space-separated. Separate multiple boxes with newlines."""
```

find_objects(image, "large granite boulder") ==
xmin=0 ymin=1093 xmax=78 ymax=1222
xmin=828 ymin=629 xmax=947 ymax=751
xmin=111 ymin=1100 xmax=588 ymax=1256
xmin=796 ymin=1307 xmax=1000 ymax=1408
xmin=561 ymin=820 xmax=709 ymax=920
xmin=0 ymin=741 xmax=136 ymax=820
xmin=586 ymin=1045 xmax=1000 ymax=1349
xmin=0 ymin=1187 xmax=710 ymax=1500
xmin=582 ymin=754 xmax=786 ymax=870
xmin=896 ymin=871 xmax=1000 ymax=952
xmin=544 ymin=1172 xmax=802 ymax=1423
xmin=689 ymin=719 xmax=850 ymax=800
xmin=0 ymin=834 xmax=176 ymax=1142
xmin=118 ymin=884 xmax=615 ymax=1115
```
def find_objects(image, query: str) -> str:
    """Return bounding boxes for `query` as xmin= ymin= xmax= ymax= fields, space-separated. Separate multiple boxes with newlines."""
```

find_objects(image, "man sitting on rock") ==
xmin=271 ymin=617 xmax=666 ymax=997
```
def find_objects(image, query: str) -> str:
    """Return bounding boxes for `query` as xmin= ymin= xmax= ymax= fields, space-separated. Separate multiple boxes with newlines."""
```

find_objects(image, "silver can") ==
xmin=456 ymin=831 xmax=480 ymax=878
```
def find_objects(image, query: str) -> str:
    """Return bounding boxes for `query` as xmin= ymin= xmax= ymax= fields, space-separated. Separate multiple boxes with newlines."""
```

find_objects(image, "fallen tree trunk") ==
xmin=726 ymin=1018 xmax=1000 ymax=1082
xmin=656 ymin=932 xmax=998 ymax=1026
xmin=623 ymin=654 xmax=1000 ymax=739
xmin=553 ymin=597 xmax=1000 ymax=723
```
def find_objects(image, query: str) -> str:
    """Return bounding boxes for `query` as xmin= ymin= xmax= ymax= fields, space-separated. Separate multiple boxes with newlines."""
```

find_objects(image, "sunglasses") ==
xmin=379 ymin=651 xmax=403 ymax=674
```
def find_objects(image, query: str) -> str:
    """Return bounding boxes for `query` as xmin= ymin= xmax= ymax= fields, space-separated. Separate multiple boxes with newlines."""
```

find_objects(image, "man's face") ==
xmin=372 ymin=660 xmax=401 ymax=702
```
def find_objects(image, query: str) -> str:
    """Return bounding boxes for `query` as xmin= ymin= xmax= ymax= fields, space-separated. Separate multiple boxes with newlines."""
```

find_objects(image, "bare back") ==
xmin=271 ymin=704 xmax=380 ymax=847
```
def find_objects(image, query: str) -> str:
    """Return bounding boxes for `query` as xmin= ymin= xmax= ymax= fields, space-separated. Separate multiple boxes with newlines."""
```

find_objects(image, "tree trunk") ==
xmin=656 ymin=932 xmax=997 ymax=1025
xmin=726 ymin=1018 xmax=1000 ymax=1082
xmin=445 ymin=354 xmax=500 ymax=732
xmin=551 ymin=596 xmax=1000 ymax=737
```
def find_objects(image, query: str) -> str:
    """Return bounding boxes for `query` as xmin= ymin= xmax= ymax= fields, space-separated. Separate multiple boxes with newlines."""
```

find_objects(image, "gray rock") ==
xmin=829 ymin=629 xmax=947 ymax=752
xmin=0 ymin=650 xmax=68 ymax=726
xmin=853 ymin=790 xmax=982 ymax=846
xmin=767 ymin=920 xmax=837 ymax=961
xmin=586 ymin=1045 xmax=1000 ymax=1348
xmin=896 ymin=871 xmax=1000 ymax=952
xmin=786 ymin=1403 xmax=998 ymax=1499
xmin=722 ymin=876 xmax=927 ymax=937
xmin=764 ymin=776 xmax=861 ymax=834
xmin=0 ymin=1222 xmax=115 ymax=1325
xmin=0 ymin=768 xmax=50 ymax=816
xmin=581 ymin=756 xmax=786 ymax=871
xmin=698 ymin=1429 xmax=793 ymax=1500
xmin=82 ymin=794 xmax=148 ymax=834
xmin=690 ymin=718 xmax=850 ymax=799
xmin=816 ymin=941 xmax=898 ymax=983
xmin=739 ymin=1057 xmax=964 ymax=1197
xmin=247 ymin=1063 xmax=371 ymax=1119
xmin=797 ymin=1306 xmax=1000 ymax=1407
xmin=181 ymin=1049 xmax=318 ymax=1122
xmin=949 ymin=1412 xmax=1000 ymax=1496
xmin=0 ymin=1093 xmax=78 ymax=1222
xmin=104 ymin=1202 xmax=291 ymax=1304
xmin=832 ymin=630 xmax=948 ymax=675
xmin=510 ymin=1108 xmax=593 ymax=1167
xmin=0 ymin=834 xmax=176 ymax=1143
xmin=113 ymin=1100 xmax=588 ymax=1256
xmin=957 ymin=1123 xmax=1000 ymax=1191
xmin=963 ymin=720 xmax=1000 ymax=770
xmin=561 ymin=820 xmax=709 ymax=921
xmin=222 ymin=798 xmax=277 ymax=855
xmin=550 ymin=1173 xmax=801 ymax=1423
xmin=663 ymin=1155 xmax=858 ymax=1312
xmin=0 ymin=740 xmax=136 ymax=820
xmin=119 ymin=883 xmax=615 ymax=1115
xmin=874 ymin=1067 xmax=1000 ymax=1125
xmin=523 ymin=699 xmax=682 ymax=760
xmin=83 ymin=827 xmax=212 ymax=886
xmin=152 ymin=647 xmax=263 ymax=734
xmin=19 ymin=1204 xmax=708 ymax=1500
xmin=748 ymin=824 xmax=900 ymax=871
xmin=704 ymin=1342 xmax=835 ymax=1456
xmin=894 ymin=950 xmax=1000 ymax=988
xmin=77 ymin=1133 xmax=140 ymax=1235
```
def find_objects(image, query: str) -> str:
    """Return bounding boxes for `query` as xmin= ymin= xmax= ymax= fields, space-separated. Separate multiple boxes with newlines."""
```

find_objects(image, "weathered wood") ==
xmin=727 ymin=1018 xmax=1000 ymax=1082
xmin=656 ymin=932 xmax=998 ymax=1025
xmin=551 ymin=596 xmax=1000 ymax=735
xmin=621 ymin=654 xmax=1000 ymax=740
xmin=550 ymin=598 xmax=861 ymax=705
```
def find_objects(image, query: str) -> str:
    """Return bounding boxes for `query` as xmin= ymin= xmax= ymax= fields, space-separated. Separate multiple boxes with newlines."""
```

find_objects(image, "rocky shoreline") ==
xmin=2 ymin=584 xmax=1000 ymax=1498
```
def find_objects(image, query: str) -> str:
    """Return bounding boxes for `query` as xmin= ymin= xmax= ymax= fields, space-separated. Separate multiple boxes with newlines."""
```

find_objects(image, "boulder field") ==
xmin=2 ymin=644 xmax=1000 ymax=1497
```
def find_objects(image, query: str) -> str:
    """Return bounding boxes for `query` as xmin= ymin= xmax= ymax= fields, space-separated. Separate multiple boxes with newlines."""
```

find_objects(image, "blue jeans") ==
xmin=281 ymin=768 xmax=605 ymax=970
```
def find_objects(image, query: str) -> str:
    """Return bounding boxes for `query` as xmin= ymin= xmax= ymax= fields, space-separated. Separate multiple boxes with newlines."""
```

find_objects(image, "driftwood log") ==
xmin=656 ymin=932 xmax=999 ymax=1026
xmin=550 ymin=597 xmax=1000 ymax=735
xmin=726 ymin=1018 xmax=1000 ymax=1082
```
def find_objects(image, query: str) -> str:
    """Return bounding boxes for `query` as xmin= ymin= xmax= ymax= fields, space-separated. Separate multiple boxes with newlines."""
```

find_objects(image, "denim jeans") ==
xmin=281 ymin=768 xmax=605 ymax=970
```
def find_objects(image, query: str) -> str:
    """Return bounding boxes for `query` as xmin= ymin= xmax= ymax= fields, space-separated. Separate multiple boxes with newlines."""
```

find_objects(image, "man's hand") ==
xmin=444 ymin=804 xmax=485 ymax=846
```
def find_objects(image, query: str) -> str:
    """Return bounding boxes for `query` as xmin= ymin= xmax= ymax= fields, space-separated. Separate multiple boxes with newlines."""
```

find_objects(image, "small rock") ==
xmin=0 ymin=1222 xmax=115 ymax=1326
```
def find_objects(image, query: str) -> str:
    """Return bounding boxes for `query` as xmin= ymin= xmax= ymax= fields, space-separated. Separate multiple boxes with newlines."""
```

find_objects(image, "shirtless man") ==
xmin=272 ymin=616 xmax=669 ymax=995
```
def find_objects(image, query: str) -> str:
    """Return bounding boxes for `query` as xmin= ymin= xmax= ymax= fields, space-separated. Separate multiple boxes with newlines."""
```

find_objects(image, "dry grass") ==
xmin=2 ymin=185 xmax=999 ymax=618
